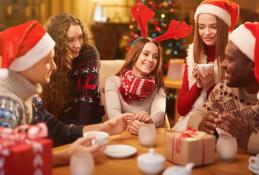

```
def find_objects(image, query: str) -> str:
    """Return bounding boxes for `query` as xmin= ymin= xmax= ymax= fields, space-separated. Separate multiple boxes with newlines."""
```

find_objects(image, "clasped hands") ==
xmin=193 ymin=63 xmax=215 ymax=90
xmin=198 ymin=111 xmax=254 ymax=149
xmin=103 ymin=111 xmax=153 ymax=136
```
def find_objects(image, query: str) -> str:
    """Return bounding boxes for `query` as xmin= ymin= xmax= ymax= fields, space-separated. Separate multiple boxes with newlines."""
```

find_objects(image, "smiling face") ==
xmin=132 ymin=42 xmax=158 ymax=76
xmin=198 ymin=13 xmax=217 ymax=46
xmin=20 ymin=49 xmax=56 ymax=85
xmin=220 ymin=41 xmax=254 ymax=87
xmin=67 ymin=24 xmax=83 ymax=58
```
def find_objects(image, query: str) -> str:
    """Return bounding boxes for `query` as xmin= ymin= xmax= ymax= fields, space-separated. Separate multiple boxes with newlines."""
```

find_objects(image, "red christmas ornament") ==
xmin=155 ymin=26 xmax=161 ymax=32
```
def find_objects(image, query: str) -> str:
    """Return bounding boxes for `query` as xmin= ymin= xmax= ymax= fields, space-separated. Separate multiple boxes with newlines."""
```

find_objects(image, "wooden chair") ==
xmin=99 ymin=59 xmax=125 ymax=122
xmin=165 ymin=58 xmax=185 ymax=128
xmin=166 ymin=58 xmax=185 ymax=81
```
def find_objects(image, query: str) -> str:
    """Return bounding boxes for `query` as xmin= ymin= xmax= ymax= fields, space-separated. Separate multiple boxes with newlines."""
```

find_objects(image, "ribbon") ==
xmin=0 ymin=123 xmax=48 ymax=175
xmin=172 ymin=127 xmax=206 ymax=165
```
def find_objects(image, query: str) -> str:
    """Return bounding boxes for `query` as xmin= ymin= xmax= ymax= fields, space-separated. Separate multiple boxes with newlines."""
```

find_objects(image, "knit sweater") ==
xmin=105 ymin=76 xmax=166 ymax=126
xmin=177 ymin=44 xmax=216 ymax=116
xmin=187 ymin=80 xmax=259 ymax=154
xmin=0 ymin=71 xmax=83 ymax=146
xmin=59 ymin=45 xmax=104 ymax=125
xmin=0 ymin=71 xmax=41 ymax=127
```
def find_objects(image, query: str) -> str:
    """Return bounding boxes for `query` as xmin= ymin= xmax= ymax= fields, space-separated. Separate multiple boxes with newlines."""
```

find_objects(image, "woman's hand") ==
xmin=134 ymin=111 xmax=153 ymax=123
xmin=103 ymin=113 xmax=135 ymax=135
xmin=199 ymin=65 xmax=215 ymax=90
xmin=193 ymin=64 xmax=203 ymax=88
xmin=127 ymin=120 xmax=144 ymax=135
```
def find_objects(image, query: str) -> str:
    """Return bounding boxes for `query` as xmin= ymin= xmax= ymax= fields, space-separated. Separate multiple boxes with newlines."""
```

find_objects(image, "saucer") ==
xmin=104 ymin=144 xmax=137 ymax=158
xmin=249 ymin=163 xmax=259 ymax=175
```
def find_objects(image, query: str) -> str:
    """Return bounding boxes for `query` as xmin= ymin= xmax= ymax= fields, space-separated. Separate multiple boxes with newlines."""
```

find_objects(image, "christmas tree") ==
xmin=128 ymin=0 xmax=190 ymax=74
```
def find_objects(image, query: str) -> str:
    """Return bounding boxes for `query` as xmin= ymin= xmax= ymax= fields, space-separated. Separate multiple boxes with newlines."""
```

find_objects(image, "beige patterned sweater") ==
xmin=187 ymin=80 xmax=259 ymax=154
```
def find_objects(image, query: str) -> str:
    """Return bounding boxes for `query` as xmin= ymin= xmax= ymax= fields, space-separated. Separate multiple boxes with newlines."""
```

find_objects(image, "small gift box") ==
xmin=165 ymin=128 xmax=216 ymax=166
xmin=0 ymin=123 xmax=52 ymax=175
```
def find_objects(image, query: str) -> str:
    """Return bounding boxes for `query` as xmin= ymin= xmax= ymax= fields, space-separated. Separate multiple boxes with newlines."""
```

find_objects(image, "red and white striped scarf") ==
xmin=119 ymin=70 xmax=156 ymax=103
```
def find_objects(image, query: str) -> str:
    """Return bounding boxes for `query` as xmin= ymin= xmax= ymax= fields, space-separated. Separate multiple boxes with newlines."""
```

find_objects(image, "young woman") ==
xmin=42 ymin=13 xmax=104 ymax=125
xmin=176 ymin=0 xmax=239 ymax=117
xmin=105 ymin=38 xmax=166 ymax=135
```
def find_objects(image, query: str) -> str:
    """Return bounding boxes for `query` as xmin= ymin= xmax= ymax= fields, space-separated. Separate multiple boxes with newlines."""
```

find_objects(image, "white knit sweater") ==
xmin=105 ymin=76 xmax=166 ymax=126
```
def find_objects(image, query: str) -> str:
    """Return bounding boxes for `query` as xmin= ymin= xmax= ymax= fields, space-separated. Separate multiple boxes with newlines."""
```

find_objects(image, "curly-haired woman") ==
xmin=42 ymin=13 xmax=104 ymax=125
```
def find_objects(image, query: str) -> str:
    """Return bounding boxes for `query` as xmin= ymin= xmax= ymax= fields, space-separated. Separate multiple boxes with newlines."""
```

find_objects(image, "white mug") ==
xmin=197 ymin=63 xmax=214 ymax=76
xmin=197 ymin=63 xmax=214 ymax=71
xmin=216 ymin=135 xmax=237 ymax=162
xmin=70 ymin=151 xmax=94 ymax=175
xmin=138 ymin=124 xmax=157 ymax=147
xmin=83 ymin=131 xmax=109 ymax=145
xmin=249 ymin=154 xmax=259 ymax=170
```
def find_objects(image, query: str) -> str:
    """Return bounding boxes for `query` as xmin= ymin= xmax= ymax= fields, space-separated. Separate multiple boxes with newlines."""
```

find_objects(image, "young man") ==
xmin=186 ymin=22 xmax=259 ymax=154
xmin=0 ymin=20 xmax=130 ymax=148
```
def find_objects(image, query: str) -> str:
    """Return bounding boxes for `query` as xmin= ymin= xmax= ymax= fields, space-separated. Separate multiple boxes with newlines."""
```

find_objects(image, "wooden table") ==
xmin=53 ymin=129 xmax=253 ymax=175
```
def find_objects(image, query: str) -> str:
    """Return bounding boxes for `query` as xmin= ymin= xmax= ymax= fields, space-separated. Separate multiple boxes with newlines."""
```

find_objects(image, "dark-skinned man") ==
xmin=186 ymin=22 xmax=259 ymax=154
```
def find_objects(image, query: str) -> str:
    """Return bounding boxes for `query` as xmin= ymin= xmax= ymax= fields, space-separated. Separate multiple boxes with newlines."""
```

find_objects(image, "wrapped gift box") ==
xmin=165 ymin=129 xmax=216 ymax=166
xmin=0 ymin=123 xmax=52 ymax=175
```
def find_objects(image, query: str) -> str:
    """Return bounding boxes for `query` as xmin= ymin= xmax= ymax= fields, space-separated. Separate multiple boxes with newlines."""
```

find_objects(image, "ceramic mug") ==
xmin=138 ymin=124 xmax=157 ymax=147
xmin=83 ymin=131 xmax=109 ymax=145
xmin=216 ymin=135 xmax=237 ymax=162
xmin=70 ymin=151 xmax=94 ymax=175
xmin=249 ymin=154 xmax=259 ymax=170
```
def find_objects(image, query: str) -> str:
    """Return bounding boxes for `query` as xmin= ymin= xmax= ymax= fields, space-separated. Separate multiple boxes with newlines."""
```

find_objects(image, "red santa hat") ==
xmin=194 ymin=0 xmax=239 ymax=31
xmin=229 ymin=22 xmax=259 ymax=99
xmin=0 ymin=20 xmax=55 ymax=79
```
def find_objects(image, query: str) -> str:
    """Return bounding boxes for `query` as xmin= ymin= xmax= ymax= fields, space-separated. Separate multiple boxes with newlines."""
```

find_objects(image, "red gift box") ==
xmin=0 ymin=123 xmax=52 ymax=175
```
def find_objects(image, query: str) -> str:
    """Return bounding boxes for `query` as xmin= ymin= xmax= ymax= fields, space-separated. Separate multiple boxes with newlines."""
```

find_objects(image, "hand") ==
xmin=198 ymin=111 xmax=219 ymax=134
xmin=134 ymin=111 xmax=153 ymax=123
xmin=54 ymin=137 xmax=105 ymax=166
xmin=127 ymin=120 xmax=144 ymax=136
xmin=218 ymin=113 xmax=254 ymax=149
xmin=193 ymin=64 xmax=203 ymax=88
xmin=102 ymin=113 xmax=134 ymax=135
xmin=199 ymin=67 xmax=215 ymax=90
xmin=68 ymin=137 xmax=105 ymax=156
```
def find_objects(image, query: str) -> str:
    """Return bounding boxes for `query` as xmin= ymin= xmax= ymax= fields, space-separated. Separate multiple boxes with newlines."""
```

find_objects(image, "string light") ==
xmin=161 ymin=14 xmax=166 ymax=18
xmin=127 ymin=0 xmax=187 ymax=75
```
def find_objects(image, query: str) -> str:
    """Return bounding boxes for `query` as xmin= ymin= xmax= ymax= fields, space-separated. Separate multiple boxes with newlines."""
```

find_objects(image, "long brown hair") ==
xmin=193 ymin=15 xmax=228 ymax=63
xmin=193 ymin=15 xmax=228 ymax=81
xmin=41 ymin=13 xmax=94 ymax=117
xmin=117 ymin=38 xmax=164 ymax=89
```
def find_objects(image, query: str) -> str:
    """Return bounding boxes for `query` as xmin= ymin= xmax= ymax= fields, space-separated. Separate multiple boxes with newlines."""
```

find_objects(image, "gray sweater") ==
xmin=0 ymin=71 xmax=41 ymax=126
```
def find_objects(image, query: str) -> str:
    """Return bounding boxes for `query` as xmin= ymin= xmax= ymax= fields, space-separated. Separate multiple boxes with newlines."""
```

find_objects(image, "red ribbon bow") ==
xmin=0 ymin=123 xmax=48 ymax=150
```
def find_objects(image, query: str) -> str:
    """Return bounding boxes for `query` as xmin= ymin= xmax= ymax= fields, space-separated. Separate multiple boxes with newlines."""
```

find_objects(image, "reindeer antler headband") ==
xmin=131 ymin=2 xmax=192 ymax=45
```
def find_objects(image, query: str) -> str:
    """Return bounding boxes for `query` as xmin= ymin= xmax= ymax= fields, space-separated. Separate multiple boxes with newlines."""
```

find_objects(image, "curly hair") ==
xmin=41 ymin=13 xmax=94 ymax=117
